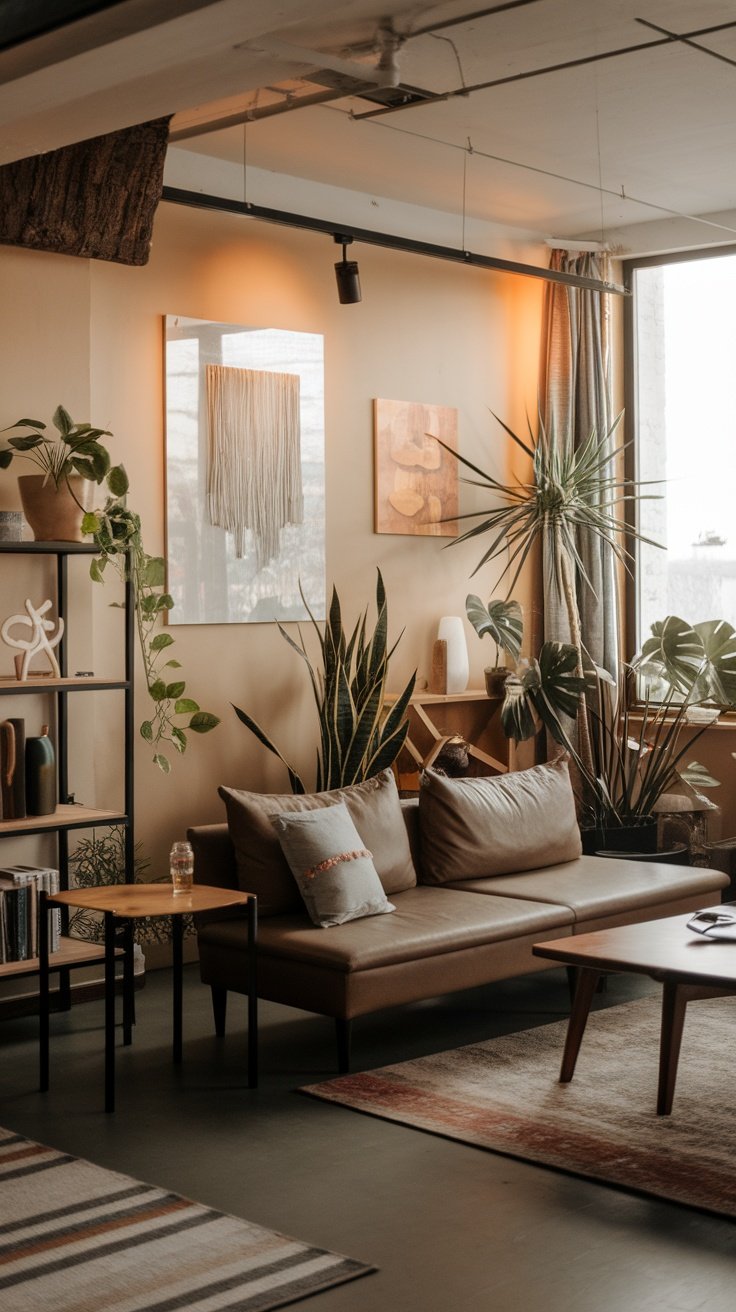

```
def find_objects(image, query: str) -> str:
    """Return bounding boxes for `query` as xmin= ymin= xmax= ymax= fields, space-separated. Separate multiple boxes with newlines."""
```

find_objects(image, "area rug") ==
xmin=0 ymin=1127 xmax=374 ymax=1311
xmin=303 ymin=995 xmax=736 ymax=1220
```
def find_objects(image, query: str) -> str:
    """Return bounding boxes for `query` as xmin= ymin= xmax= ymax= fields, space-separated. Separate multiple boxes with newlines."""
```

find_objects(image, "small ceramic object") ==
xmin=1 ymin=598 xmax=64 ymax=679
xmin=25 ymin=724 xmax=56 ymax=816
xmin=437 ymin=616 xmax=469 ymax=694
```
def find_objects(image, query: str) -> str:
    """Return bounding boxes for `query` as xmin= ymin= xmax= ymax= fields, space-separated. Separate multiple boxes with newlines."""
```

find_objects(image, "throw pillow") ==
xmin=219 ymin=768 xmax=416 ymax=916
xmin=418 ymin=758 xmax=581 ymax=884
xmin=272 ymin=802 xmax=395 ymax=928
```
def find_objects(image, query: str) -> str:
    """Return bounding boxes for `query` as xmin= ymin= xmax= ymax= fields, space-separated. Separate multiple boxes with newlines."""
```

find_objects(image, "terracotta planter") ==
xmin=18 ymin=475 xmax=93 ymax=542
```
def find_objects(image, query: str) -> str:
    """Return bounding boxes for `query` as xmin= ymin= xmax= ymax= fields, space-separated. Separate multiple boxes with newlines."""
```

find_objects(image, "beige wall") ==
xmin=0 ymin=201 xmax=545 ymax=874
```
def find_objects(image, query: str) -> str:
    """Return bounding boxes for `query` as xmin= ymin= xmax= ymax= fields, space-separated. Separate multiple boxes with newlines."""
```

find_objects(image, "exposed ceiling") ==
xmin=2 ymin=0 xmax=736 ymax=245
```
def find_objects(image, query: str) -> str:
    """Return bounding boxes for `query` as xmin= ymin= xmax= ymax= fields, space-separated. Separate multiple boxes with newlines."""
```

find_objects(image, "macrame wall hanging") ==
xmin=205 ymin=364 xmax=303 ymax=567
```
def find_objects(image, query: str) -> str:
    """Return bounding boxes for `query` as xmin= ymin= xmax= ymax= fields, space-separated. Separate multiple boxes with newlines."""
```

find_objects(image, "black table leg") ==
xmin=39 ymin=891 xmax=50 ymax=1092
xmin=247 ymin=896 xmax=258 ymax=1089
xmin=104 ymin=910 xmax=117 ymax=1113
xmin=172 ymin=914 xmax=183 ymax=1064
xmin=122 ymin=919 xmax=134 ymax=1046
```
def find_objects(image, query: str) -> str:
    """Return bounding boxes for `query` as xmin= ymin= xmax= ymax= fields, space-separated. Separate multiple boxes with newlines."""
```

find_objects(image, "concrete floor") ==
xmin=1 ymin=966 xmax=735 ymax=1312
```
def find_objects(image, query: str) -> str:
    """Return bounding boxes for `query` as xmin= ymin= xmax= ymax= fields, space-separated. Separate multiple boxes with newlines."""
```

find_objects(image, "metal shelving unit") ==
xmin=0 ymin=540 xmax=134 ymax=990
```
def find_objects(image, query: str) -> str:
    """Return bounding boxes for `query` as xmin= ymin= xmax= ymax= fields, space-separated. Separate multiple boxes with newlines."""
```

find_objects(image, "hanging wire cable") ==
xmin=328 ymin=104 xmax=736 ymax=238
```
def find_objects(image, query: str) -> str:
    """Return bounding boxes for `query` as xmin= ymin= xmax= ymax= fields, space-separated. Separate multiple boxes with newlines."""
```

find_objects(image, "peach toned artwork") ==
xmin=373 ymin=398 xmax=459 ymax=537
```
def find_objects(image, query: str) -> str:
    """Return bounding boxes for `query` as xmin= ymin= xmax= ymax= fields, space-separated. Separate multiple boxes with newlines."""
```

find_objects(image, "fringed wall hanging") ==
xmin=206 ymin=364 xmax=303 ymax=566
xmin=164 ymin=317 xmax=325 ymax=625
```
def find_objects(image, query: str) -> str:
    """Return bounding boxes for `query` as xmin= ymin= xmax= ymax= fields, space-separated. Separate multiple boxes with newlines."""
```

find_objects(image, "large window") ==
xmin=627 ymin=247 xmax=736 ymax=654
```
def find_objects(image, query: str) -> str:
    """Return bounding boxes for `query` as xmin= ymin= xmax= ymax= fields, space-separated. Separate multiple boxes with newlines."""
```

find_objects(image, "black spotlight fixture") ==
xmin=334 ymin=233 xmax=362 ymax=304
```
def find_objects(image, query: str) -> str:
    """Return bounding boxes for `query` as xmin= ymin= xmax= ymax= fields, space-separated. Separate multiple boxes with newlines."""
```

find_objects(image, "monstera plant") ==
xmin=233 ymin=570 xmax=415 ymax=794
xmin=501 ymin=614 xmax=736 ymax=848
xmin=465 ymin=595 xmax=523 ymax=696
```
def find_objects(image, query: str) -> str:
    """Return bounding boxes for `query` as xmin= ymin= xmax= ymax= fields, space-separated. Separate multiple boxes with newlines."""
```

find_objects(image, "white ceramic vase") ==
xmin=437 ymin=616 xmax=469 ymax=694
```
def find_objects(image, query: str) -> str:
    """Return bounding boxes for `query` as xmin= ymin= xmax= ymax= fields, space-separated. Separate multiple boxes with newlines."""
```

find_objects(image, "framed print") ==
xmin=374 ymin=398 xmax=458 ymax=536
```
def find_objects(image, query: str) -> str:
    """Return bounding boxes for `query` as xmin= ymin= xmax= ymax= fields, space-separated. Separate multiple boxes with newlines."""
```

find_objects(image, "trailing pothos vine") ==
xmin=84 ymin=494 xmax=219 ymax=773
xmin=0 ymin=405 xmax=219 ymax=772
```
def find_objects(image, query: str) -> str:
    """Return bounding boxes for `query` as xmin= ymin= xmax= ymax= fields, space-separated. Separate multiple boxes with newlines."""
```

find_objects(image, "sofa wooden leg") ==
xmin=211 ymin=985 xmax=227 ymax=1037
xmin=336 ymin=1019 xmax=351 ymax=1073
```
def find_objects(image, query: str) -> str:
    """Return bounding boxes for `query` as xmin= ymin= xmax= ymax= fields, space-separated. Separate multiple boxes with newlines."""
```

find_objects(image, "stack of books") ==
xmin=0 ymin=866 xmax=61 ymax=963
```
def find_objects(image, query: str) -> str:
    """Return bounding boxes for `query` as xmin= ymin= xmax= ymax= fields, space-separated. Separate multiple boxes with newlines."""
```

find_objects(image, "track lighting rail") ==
xmin=161 ymin=185 xmax=627 ymax=294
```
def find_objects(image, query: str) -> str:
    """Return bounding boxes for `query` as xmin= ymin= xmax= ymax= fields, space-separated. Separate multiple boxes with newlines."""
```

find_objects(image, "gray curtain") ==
xmin=541 ymin=249 xmax=618 ymax=676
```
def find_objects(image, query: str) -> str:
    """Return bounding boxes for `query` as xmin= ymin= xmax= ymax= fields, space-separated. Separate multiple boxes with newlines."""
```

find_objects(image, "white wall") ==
xmin=0 ymin=198 xmax=545 ymax=877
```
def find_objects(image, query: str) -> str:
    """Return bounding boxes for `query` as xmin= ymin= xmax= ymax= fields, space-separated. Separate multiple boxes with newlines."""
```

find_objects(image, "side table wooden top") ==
xmin=49 ymin=883 xmax=252 ymax=918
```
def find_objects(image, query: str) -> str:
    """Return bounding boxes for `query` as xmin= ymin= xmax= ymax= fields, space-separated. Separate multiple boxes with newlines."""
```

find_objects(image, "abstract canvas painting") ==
xmin=373 ymin=398 xmax=458 ymax=536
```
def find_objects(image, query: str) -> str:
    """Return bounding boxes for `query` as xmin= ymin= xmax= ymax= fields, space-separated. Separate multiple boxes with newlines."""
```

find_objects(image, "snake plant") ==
xmin=233 ymin=570 xmax=415 ymax=794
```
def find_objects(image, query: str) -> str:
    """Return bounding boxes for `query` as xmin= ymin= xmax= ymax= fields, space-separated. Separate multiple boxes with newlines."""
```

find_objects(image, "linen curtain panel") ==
xmin=541 ymin=249 xmax=617 ymax=675
xmin=206 ymin=364 xmax=303 ymax=566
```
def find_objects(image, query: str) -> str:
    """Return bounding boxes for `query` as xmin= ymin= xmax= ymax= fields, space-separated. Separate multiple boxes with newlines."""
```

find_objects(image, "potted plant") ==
xmin=233 ymin=570 xmax=416 ymax=793
xmin=438 ymin=411 xmax=658 ymax=779
xmin=501 ymin=614 xmax=736 ymax=852
xmin=465 ymin=595 xmax=523 ymax=697
xmin=1 ymin=405 xmax=219 ymax=771
xmin=0 ymin=406 xmax=127 ymax=541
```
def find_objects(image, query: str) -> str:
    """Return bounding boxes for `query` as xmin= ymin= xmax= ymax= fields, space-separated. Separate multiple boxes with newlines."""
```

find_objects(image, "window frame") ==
xmin=622 ymin=241 xmax=736 ymax=669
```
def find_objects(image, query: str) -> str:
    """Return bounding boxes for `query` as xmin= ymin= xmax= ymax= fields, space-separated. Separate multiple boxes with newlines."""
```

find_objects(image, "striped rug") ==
xmin=0 ymin=1128 xmax=374 ymax=1311
xmin=303 ymin=995 xmax=736 ymax=1220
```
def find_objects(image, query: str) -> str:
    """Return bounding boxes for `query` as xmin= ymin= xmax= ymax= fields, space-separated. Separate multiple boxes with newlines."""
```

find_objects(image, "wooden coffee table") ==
xmin=39 ymin=883 xmax=257 ymax=1112
xmin=533 ymin=914 xmax=736 ymax=1115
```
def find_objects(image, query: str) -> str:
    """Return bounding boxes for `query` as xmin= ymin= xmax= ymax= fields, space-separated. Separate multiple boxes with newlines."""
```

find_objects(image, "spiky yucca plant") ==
xmin=233 ymin=571 xmax=415 ymax=794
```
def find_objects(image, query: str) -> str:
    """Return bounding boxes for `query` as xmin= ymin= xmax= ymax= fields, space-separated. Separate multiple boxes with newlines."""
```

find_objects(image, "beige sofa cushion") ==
xmin=272 ymin=803 xmax=395 ymax=927
xmin=219 ymin=769 xmax=417 ymax=916
xmin=448 ymin=854 xmax=728 ymax=924
xmin=202 ymin=886 xmax=572 ymax=972
xmin=418 ymin=759 xmax=581 ymax=884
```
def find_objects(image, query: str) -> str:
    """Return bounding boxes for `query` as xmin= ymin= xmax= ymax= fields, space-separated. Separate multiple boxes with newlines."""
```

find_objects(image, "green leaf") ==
xmin=108 ymin=464 xmax=129 ymax=496
xmin=189 ymin=711 xmax=220 ymax=733
xmin=156 ymin=594 xmax=174 ymax=611
xmin=89 ymin=558 xmax=106 ymax=584
xmin=140 ymin=594 xmax=158 ymax=614
xmin=465 ymin=596 xmax=523 ymax=663
xmin=149 ymin=679 xmax=166 ymax=702
xmin=150 ymin=633 xmax=174 ymax=651
xmin=165 ymin=681 xmax=185 ymax=698
xmin=171 ymin=727 xmax=187 ymax=752
xmin=53 ymin=404 xmax=74 ymax=436
xmin=141 ymin=556 xmax=166 ymax=587
xmin=140 ymin=721 xmax=154 ymax=742
xmin=8 ymin=434 xmax=44 ymax=450
xmin=9 ymin=418 xmax=45 ymax=430
xmin=153 ymin=753 xmax=171 ymax=773
xmin=174 ymin=698 xmax=199 ymax=714
xmin=164 ymin=659 xmax=182 ymax=668
xmin=0 ymin=450 xmax=13 ymax=469
xmin=82 ymin=511 xmax=100 ymax=536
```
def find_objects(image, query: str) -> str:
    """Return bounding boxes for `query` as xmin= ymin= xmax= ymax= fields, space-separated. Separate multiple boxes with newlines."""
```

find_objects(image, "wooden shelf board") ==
xmin=385 ymin=689 xmax=495 ymax=705
xmin=0 ymin=541 xmax=97 ymax=555
xmin=0 ymin=805 xmax=126 ymax=836
xmin=0 ymin=677 xmax=127 ymax=692
xmin=0 ymin=936 xmax=115 ymax=980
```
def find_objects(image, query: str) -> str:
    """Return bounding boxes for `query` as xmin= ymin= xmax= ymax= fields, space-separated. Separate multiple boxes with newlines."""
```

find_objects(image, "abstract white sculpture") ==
xmin=1 ymin=598 xmax=65 ymax=680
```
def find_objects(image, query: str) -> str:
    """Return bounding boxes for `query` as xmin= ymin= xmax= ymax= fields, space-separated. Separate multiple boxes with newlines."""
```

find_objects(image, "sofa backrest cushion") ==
xmin=418 ymin=759 xmax=582 ymax=884
xmin=219 ymin=768 xmax=417 ymax=916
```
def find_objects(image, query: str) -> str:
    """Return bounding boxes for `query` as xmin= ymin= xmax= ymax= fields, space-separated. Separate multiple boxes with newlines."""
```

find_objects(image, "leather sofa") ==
xmin=189 ymin=788 xmax=727 ymax=1073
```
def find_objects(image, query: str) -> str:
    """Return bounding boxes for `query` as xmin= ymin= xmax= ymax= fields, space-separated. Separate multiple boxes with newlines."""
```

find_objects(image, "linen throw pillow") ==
xmin=218 ymin=768 xmax=416 ymax=916
xmin=272 ymin=803 xmax=395 ymax=928
xmin=418 ymin=758 xmax=581 ymax=884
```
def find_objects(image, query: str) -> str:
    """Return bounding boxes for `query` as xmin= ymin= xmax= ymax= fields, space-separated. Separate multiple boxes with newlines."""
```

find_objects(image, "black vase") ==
xmin=25 ymin=725 xmax=56 ymax=816
xmin=581 ymin=816 xmax=658 ymax=857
